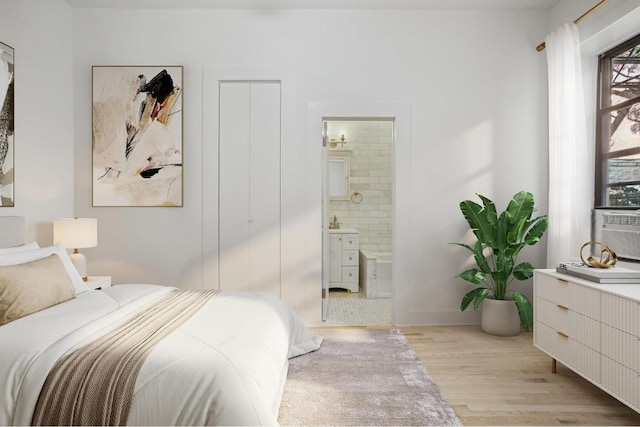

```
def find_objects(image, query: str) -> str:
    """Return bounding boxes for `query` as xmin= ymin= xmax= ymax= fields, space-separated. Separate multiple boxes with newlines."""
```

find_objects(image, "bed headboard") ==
xmin=0 ymin=216 xmax=26 ymax=249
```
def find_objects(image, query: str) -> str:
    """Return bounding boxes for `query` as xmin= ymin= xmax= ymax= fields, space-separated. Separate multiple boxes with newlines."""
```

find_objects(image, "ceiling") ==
xmin=64 ymin=0 xmax=561 ymax=10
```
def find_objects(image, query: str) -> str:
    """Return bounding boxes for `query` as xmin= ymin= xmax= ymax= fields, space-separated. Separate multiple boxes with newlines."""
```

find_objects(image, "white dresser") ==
xmin=533 ymin=269 xmax=640 ymax=413
xmin=329 ymin=229 xmax=359 ymax=292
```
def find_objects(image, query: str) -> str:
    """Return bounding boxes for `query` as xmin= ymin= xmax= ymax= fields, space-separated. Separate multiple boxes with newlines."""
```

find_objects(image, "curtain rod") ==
xmin=536 ymin=0 xmax=608 ymax=52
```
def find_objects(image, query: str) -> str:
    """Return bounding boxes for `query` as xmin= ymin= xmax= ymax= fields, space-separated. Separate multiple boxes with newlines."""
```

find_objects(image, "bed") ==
xmin=0 ymin=217 xmax=322 ymax=426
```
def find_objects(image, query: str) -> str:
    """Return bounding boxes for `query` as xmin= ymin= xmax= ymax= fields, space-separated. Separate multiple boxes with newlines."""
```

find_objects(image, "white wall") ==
xmin=0 ymin=1 xmax=557 ymax=325
xmin=66 ymin=6 xmax=551 ymax=325
xmin=0 ymin=0 xmax=75 ymax=243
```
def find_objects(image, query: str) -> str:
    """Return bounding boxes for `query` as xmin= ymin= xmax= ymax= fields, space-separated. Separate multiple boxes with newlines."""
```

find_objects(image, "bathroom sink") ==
xmin=329 ymin=228 xmax=358 ymax=234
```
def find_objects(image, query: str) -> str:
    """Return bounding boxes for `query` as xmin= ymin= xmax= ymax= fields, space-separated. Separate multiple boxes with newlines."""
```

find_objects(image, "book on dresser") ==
xmin=556 ymin=262 xmax=640 ymax=284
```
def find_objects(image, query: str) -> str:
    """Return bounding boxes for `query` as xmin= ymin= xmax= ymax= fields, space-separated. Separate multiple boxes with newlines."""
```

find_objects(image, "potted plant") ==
xmin=451 ymin=191 xmax=548 ymax=335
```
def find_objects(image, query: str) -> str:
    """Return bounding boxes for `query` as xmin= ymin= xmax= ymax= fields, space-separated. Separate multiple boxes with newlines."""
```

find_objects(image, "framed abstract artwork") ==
xmin=0 ymin=41 xmax=14 ymax=207
xmin=92 ymin=66 xmax=183 ymax=206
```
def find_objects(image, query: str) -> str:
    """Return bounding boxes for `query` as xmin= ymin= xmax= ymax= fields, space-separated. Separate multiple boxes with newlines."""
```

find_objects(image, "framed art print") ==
xmin=0 ymin=41 xmax=14 ymax=207
xmin=92 ymin=66 xmax=183 ymax=206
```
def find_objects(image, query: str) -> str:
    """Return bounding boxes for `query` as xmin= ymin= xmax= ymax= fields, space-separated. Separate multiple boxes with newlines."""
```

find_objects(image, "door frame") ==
xmin=308 ymin=102 xmax=411 ymax=325
xmin=321 ymin=120 xmax=329 ymax=320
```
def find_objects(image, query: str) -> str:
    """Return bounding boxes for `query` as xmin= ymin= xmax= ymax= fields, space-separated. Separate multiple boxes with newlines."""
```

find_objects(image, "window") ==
xmin=596 ymin=33 xmax=640 ymax=208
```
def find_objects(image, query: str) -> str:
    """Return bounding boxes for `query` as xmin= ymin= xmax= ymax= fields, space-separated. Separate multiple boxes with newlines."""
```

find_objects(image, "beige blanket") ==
xmin=32 ymin=289 xmax=218 ymax=426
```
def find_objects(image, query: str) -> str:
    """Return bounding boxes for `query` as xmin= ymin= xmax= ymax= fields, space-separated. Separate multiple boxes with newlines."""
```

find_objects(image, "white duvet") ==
xmin=0 ymin=284 xmax=322 ymax=426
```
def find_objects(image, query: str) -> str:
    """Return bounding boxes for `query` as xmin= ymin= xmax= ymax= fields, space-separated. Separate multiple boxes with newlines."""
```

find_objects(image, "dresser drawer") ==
xmin=536 ymin=297 xmax=600 ymax=350
xmin=342 ymin=250 xmax=358 ymax=266
xmin=601 ymin=357 xmax=638 ymax=411
xmin=601 ymin=323 xmax=639 ymax=373
xmin=342 ymin=234 xmax=359 ymax=249
xmin=601 ymin=293 xmax=640 ymax=337
xmin=535 ymin=273 xmax=599 ymax=318
xmin=536 ymin=273 xmax=575 ymax=308
xmin=535 ymin=321 xmax=600 ymax=383
xmin=342 ymin=266 xmax=358 ymax=283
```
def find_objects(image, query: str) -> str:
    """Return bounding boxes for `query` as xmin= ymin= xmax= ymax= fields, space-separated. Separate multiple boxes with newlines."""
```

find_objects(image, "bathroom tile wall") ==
xmin=327 ymin=120 xmax=393 ymax=252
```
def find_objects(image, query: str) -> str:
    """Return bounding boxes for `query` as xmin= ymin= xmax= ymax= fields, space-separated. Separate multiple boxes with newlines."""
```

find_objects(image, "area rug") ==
xmin=278 ymin=328 xmax=462 ymax=426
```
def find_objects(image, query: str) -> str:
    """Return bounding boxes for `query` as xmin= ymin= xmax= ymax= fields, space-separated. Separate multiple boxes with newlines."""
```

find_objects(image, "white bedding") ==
xmin=0 ymin=284 xmax=322 ymax=426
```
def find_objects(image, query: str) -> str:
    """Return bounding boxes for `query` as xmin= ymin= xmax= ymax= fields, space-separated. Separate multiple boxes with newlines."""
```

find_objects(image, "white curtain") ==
xmin=545 ymin=23 xmax=592 ymax=267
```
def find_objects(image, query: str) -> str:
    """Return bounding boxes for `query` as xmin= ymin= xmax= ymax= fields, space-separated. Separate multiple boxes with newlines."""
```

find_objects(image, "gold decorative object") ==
xmin=579 ymin=241 xmax=617 ymax=268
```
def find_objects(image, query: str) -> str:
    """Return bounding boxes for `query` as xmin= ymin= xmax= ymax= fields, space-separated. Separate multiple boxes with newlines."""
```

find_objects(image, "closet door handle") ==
xmin=557 ymin=305 xmax=569 ymax=311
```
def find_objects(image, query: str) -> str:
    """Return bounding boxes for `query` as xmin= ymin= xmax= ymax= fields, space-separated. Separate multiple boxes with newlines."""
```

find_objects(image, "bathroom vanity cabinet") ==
xmin=329 ymin=229 xmax=359 ymax=292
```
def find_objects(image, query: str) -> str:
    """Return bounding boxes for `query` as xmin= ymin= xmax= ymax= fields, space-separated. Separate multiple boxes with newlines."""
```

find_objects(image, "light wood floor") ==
xmin=398 ymin=325 xmax=640 ymax=426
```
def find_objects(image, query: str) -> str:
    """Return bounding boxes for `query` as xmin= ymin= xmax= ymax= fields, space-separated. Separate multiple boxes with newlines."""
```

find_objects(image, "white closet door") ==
xmin=219 ymin=82 xmax=252 ymax=292
xmin=219 ymin=81 xmax=280 ymax=296
xmin=249 ymin=82 xmax=281 ymax=296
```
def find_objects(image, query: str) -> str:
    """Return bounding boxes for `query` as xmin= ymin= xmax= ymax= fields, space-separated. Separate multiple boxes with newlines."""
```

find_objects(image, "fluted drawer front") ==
xmin=535 ymin=273 xmax=600 ymax=318
xmin=601 ymin=293 xmax=640 ymax=337
xmin=536 ymin=321 xmax=573 ymax=365
xmin=601 ymin=323 xmax=639 ymax=373
xmin=535 ymin=321 xmax=600 ymax=383
xmin=536 ymin=274 xmax=575 ymax=308
xmin=573 ymin=284 xmax=600 ymax=319
xmin=601 ymin=357 xmax=638 ymax=412
xmin=536 ymin=297 xmax=600 ymax=350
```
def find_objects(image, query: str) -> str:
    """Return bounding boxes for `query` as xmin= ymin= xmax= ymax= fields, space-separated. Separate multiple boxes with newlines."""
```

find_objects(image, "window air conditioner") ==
xmin=594 ymin=210 xmax=640 ymax=261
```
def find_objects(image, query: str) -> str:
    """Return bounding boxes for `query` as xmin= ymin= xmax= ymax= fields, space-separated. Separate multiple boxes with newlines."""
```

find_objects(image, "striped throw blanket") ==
xmin=32 ymin=289 xmax=218 ymax=426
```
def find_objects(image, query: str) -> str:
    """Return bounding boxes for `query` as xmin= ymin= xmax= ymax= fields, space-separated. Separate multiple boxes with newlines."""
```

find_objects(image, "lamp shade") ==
xmin=53 ymin=218 xmax=98 ymax=249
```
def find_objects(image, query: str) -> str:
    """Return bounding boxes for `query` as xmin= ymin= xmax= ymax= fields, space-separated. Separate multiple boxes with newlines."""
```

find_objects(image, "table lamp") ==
xmin=53 ymin=217 xmax=97 ymax=281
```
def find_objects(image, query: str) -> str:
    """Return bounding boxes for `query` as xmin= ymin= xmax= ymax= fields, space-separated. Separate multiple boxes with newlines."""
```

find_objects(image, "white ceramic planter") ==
xmin=481 ymin=297 xmax=521 ymax=336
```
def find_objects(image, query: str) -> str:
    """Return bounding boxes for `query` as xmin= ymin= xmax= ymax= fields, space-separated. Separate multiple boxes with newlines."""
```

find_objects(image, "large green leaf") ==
xmin=504 ymin=242 xmax=525 ymax=260
xmin=459 ymin=200 xmax=494 ymax=246
xmin=506 ymin=192 xmax=534 ymax=243
xmin=524 ymin=216 xmax=549 ymax=245
xmin=472 ymin=240 xmax=491 ymax=274
xmin=460 ymin=287 xmax=489 ymax=312
xmin=457 ymin=269 xmax=486 ymax=284
xmin=506 ymin=191 xmax=534 ymax=224
xmin=507 ymin=214 xmax=528 ymax=245
xmin=473 ymin=288 xmax=490 ymax=310
xmin=512 ymin=262 xmax=534 ymax=280
xmin=478 ymin=194 xmax=497 ymax=227
xmin=496 ymin=211 xmax=509 ymax=250
xmin=511 ymin=291 xmax=533 ymax=332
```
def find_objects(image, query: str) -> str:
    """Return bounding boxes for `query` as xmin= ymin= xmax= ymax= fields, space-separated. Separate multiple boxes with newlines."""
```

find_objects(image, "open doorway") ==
xmin=322 ymin=118 xmax=394 ymax=326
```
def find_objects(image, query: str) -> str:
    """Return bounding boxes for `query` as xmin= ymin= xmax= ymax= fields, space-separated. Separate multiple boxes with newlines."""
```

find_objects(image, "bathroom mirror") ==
xmin=328 ymin=155 xmax=349 ymax=200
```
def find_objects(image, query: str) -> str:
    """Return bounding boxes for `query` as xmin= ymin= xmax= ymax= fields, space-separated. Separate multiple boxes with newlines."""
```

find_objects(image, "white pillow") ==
xmin=0 ymin=242 xmax=40 ymax=254
xmin=0 ymin=243 xmax=89 ymax=294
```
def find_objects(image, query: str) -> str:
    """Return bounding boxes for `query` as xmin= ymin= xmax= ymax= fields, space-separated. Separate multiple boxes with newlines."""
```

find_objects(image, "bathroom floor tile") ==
xmin=325 ymin=289 xmax=391 ymax=326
